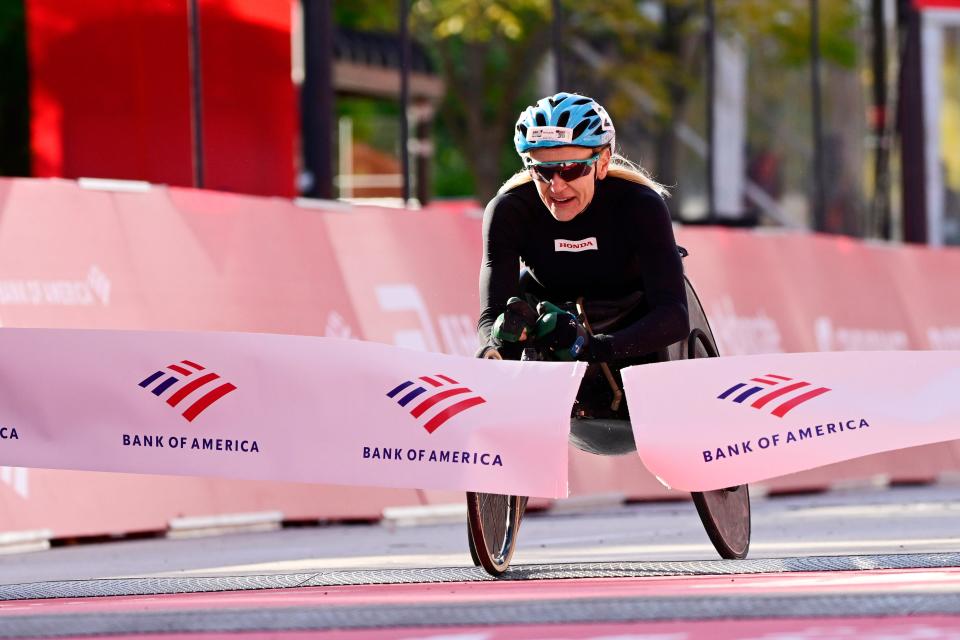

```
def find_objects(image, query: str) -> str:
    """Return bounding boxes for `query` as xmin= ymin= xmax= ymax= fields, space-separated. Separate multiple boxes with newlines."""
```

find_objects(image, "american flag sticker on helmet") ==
xmin=526 ymin=126 xmax=573 ymax=143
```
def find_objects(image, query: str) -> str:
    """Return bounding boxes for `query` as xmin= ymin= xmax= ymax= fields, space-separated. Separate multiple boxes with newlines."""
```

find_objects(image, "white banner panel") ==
xmin=623 ymin=351 xmax=960 ymax=491
xmin=0 ymin=329 xmax=584 ymax=498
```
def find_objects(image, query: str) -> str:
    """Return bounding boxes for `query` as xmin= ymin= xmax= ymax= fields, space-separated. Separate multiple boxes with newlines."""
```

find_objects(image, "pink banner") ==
xmin=624 ymin=351 xmax=960 ymax=491
xmin=0 ymin=328 xmax=583 ymax=498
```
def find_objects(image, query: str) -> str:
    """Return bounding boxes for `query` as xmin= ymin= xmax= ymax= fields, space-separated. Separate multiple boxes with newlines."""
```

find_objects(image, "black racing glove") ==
xmin=534 ymin=301 xmax=591 ymax=361
xmin=491 ymin=296 xmax=539 ymax=345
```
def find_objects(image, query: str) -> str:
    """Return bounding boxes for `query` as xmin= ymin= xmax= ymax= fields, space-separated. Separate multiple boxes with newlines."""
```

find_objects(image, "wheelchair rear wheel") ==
xmin=686 ymin=327 xmax=751 ymax=559
xmin=466 ymin=492 xmax=528 ymax=576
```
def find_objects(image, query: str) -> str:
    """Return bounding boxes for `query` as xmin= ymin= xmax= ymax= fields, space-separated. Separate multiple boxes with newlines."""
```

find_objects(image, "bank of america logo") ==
xmin=718 ymin=373 xmax=831 ymax=418
xmin=386 ymin=374 xmax=486 ymax=434
xmin=139 ymin=360 xmax=237 ymax=422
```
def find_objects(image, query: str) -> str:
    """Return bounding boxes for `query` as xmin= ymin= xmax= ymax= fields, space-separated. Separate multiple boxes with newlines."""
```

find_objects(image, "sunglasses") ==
xmin=526 ymin=153 xmax=600 ymax=183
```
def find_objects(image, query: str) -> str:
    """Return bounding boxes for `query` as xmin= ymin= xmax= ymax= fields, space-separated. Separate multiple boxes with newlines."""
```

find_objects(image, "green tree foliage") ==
xmin=414 ymin=0 xmax=550 ymax=42
xmin=731 ymin=0 xmax=858 ymax=68
xmin=570 ymin=0 xmax=859 ymax=201
xmin=571 ymin=0 xmax=703 ymax=192
xmin=334 ymin=2 xmax=396 ymax=30
xmin=411 ymin=0 xmax=552 ymax=201
xmin=334 ymin=0 xmax=860 ymax=202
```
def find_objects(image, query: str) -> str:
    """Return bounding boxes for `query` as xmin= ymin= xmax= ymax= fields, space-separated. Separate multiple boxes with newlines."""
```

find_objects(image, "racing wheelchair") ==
xmin=466 ymin=249 xmax=751 ymax=576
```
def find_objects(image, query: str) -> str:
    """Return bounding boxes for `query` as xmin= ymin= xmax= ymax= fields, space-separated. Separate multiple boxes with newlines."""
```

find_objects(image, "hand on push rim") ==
xmin=491 ymin=297 xmax=539 ymax=345
xmin=534 ymin=301 xmax=591 ymax=361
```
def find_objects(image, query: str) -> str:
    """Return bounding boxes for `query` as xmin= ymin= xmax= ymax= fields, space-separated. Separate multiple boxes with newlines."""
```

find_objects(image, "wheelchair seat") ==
xmin=570 ymin=417 xmax=638 ymax=455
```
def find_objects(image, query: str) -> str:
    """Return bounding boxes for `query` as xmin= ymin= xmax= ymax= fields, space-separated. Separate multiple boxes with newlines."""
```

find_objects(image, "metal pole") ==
xmin=869 ymin=0 xmax=890 ymax=239
xmin=301 ymin=0 xmax=335 ymax=199
xmin=705 ymin=0 xmax=716 ymax=217
xmin=898 ymin=4 xmax=927 ymax=243
xmin=414 ymin=102 xmax=431 ymax=205
xmin=399 ymin=0 xmax=411 ymax=204
xmin=553 ymin=0 xmax=565 ymax=91
xmin=809 ymin=0 xmax=827 ymax=232
xmin=187 ymin=0 xmax=205 ymax=188
xmin=338 ymin=116 xmax=353 ymax=199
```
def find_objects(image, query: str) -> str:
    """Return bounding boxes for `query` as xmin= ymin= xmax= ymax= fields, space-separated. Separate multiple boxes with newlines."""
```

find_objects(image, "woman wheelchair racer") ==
xmin=477 ymin=92 xmax=690 ymax=419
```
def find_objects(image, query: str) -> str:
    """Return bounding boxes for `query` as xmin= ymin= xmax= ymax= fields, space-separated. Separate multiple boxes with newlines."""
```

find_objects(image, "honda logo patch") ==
xmin=554 ymin=237 xmax=598 ymax=252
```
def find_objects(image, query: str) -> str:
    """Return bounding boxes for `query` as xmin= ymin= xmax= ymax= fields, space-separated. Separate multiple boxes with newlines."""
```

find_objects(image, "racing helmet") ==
xmin=513 ymin=92 xmax=615 ymax=156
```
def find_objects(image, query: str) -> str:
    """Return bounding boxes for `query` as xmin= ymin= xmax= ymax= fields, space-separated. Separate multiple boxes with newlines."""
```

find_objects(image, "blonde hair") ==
xmin=498 ymin=149 xmax=670 ymax=198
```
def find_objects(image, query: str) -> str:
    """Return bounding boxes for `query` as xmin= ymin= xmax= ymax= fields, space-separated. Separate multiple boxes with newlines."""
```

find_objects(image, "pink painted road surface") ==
xmin=2 ymin=567 xmax=960 ymax=638
xmin=26 ymin=619 xmax=960 ymax=640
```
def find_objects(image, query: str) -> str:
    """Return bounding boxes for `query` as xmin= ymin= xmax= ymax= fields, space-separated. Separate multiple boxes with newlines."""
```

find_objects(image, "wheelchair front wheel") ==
xmin=687 ymin=327 xmax=751 ymax=559
xmin=691 ymin=485 xmax=751 ymax=559
xmin=466 ymin=492 xmax=527 ymax=576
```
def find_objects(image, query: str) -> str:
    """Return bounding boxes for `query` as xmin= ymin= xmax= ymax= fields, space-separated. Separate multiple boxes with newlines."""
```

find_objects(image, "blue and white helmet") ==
xmin=514 ymin=92 xmax=616 ymax=156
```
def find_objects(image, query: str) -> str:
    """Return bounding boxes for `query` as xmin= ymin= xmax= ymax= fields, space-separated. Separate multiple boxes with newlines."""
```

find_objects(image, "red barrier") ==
xmin=26 ymin=1 xmax=296 ymax=196
xmin=1 ymin=178 xmax=959 ymax=536
xmin=0 ymin=471 xmax=423 ymax=538
xmin=26 ymin=2 xmax=193 ymax=185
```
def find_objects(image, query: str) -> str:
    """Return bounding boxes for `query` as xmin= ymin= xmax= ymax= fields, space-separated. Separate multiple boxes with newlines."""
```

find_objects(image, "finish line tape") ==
xmin=0 ymin=329 xmax=583 ymax=498
xmin=624 ymin=350 xmax=960 ymax=491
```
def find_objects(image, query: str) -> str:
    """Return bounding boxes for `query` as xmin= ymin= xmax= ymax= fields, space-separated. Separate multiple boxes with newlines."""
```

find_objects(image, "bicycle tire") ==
xmin=465 ymin=492 xmax=527 ymax=576
xmin=686 ymin=326 xmax=751 ymax=560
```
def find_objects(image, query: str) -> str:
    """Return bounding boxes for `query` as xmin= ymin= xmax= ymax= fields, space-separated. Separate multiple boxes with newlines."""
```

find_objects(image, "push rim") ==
xmin=467 ymin=523 xmax=481 ymax=567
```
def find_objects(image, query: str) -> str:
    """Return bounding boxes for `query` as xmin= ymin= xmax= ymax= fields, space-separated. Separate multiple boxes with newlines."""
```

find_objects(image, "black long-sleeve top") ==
xmin=478 ymin=177 xmax=690 ymax=362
